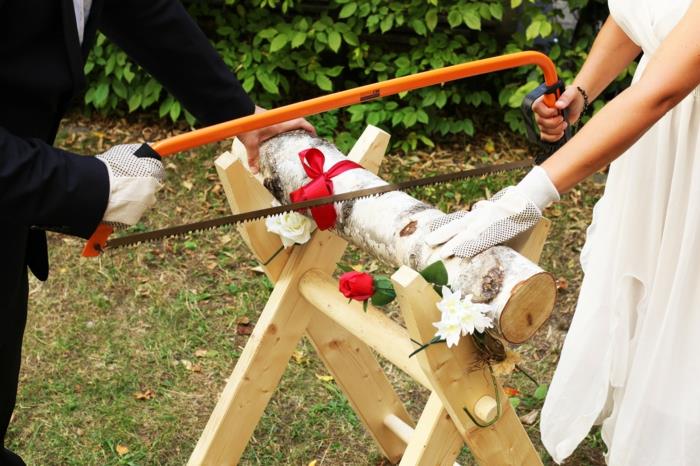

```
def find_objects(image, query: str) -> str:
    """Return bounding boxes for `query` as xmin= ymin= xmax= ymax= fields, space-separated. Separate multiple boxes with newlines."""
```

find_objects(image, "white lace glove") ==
xmin=425 ymin=165 xmax=560 ymax=259
xmin=96 ymin=143 xmax=165 ymax=227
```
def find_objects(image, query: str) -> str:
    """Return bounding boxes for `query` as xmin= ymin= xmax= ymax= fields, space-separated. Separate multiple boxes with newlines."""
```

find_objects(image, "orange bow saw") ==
xmin=83 ymin=50 xmax=562 ymax=257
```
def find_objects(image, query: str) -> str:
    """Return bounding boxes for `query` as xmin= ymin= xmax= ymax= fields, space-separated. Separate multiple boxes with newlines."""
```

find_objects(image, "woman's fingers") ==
xmin=554 ymin=86 xmax=580 ymax=110
xmin=532 ymin=93 xmax=570 ymax=142
xmin=540 ymin=131 xmax=566 ymax=143
xmin=275 ymin=117 xmax=317 ymax=136
xmin=531 ymin=95 xmax=560 ymax=117
xmin=535 ymin=114 xmax=566 ymax=130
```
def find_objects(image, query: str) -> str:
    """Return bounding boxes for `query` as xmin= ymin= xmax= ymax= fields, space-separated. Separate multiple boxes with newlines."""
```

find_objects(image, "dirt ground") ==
xmin=6 ymin=113 xmax=608 ymax=465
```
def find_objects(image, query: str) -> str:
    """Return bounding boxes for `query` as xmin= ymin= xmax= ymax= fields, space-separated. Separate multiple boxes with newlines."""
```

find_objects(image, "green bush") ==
xmin=84 ymin=0 xmax=634 ymax=152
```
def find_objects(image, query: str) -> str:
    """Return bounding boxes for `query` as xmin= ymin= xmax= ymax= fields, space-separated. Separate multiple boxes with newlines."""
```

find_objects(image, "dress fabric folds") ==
xmin=540 ymin=1 xmax=700 ymax=464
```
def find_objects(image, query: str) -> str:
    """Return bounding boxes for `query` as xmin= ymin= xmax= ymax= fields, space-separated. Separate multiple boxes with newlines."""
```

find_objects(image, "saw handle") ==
xmin=82 ymin=50 xmax=561 ymax=257
xmin=521 ymin=80 xmax=571 ymax=164
xmin=82 ymin=224 xmax=114 ymax=257
xmin=81 ymin=143 xmax=162 ymax=257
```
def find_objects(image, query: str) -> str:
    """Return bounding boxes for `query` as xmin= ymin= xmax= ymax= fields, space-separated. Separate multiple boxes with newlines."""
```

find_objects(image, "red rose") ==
xmin=339 ymin=271 xmax=375 ymax=301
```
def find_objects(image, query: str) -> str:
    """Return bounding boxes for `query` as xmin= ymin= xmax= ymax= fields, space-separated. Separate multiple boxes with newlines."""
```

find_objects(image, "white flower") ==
xmin=433 ymin=287 xmax=494 ymax=347
xmin=435 ymin=286 xmax=464 ymax=319
xmin=456 ymin=293 xmax=493 ymax=336
xmin=433 ymin=317 xmax=462 ymax=348
xmin=265 ymin=211 xmax=314 ymax=247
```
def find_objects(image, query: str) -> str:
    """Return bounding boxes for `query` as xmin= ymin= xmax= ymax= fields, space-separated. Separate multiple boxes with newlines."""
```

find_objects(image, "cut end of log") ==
xmin=498 ymin=272 xmax=556 ymax=344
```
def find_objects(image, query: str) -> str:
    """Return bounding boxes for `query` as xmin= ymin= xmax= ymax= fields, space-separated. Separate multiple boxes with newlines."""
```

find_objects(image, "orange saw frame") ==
xmin=83 ymin=50 xmax=560 ymax=257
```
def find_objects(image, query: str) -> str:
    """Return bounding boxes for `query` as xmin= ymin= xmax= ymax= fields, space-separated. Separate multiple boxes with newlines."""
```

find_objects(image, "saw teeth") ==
xmin=107 ymin=160 xmax=531 ymax=250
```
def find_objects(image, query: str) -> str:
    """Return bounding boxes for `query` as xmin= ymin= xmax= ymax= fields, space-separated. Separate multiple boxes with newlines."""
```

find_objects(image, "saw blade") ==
xmin=106 ymin=158 xmax=533 ymax=250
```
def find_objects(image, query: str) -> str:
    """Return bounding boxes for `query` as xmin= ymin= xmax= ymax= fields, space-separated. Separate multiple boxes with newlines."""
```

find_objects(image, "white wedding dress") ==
xmin=540 ymin=1 xmax=700 ymax=465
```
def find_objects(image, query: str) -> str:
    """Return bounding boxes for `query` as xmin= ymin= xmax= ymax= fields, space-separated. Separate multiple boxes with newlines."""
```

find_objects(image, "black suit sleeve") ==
xmin=98 ymin=0 xmax=256 ymax=126
xmin=0 ymin=126 xmax=110 ymax=239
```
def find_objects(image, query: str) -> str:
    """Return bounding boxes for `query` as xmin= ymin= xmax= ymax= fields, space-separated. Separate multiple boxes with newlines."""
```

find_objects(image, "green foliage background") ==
xmin=84 ymin=0 xmax=635 ymax=152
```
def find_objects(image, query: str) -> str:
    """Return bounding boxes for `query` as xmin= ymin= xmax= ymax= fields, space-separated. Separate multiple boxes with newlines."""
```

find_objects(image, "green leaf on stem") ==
xmin=419 ymin=261 xmax=448 ymax=287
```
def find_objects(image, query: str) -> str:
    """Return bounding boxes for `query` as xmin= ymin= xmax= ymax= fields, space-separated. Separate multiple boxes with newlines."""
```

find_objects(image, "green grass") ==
xmin=7 ymin=115 xmax=606 ymax=465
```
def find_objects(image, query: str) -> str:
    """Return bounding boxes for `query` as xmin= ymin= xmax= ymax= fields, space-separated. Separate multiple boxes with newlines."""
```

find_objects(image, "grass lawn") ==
xmin=7 ymin=114 xmax=607 ymax=465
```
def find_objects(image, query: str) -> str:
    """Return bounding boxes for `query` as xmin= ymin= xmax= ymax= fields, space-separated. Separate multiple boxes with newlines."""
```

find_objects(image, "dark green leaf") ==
xmin=328 ymin=30 xmax=342 ymax=52
xmin=111 ymin=79 xmax=127 ymax=99
xmin=270 ymin=34 xmax=288 ymax=52
xmin=316 ymin=73 xmax=333 ymax=91
xmin=242 ymin=75 xmax=255 ymax=93
xmin=370 ymin=287 xmax=396 ymax=306
xmin=425 ymin=9 xmax=438 ymax=31
xmin=123 ymin=66 xmax=135 ymax=83
xmin=463 ymin=118 xmax=475 ymax=136
xmin=490 ymin=3 xmax=503 ymax=20
xmin=380 ymin=15 xmax=393 ymax=33
xmin=411 ymin=19 xmax=426 ymax=36
xmin=525 ymin=20 xmax=541 ymax=40
xmin=339 ymin=3 xmax=357 ymax=19
xmin=420 ymin=261 xmax=448 ymax=287
xmin=158 ymin=97 xmax=172 ymax=117
xmin=462 ymin=10 xmax=481 ymax=30
xmin=447 ymin=9 xmax=462 ymax=28
xmin=94 ymin=82 xmax=109 ymax=107
xmin=291 ymin=31 xmax=306 ymax=48
xmin=127 ymin=93 xmax=142 ymax=112
xmin=336 ymin=262 xmax=353 ymax=272
xmin=534 ymin=384 xmax=548 ymax=400
xmin=169 ymin=101 xmax=181 ymax=121
xmin=256 ymin=69 xmax=279 ymax=94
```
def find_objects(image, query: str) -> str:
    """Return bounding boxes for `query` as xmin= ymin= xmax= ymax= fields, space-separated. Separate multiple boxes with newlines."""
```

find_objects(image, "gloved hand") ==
xmin=425 ymin=165 xmax=560 ymax=259
xmin=96 ymin=143 xmax=165 ymax=227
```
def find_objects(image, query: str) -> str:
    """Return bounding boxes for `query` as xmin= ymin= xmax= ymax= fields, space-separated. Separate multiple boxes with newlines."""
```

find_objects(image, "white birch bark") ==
xmin=257 ymin=130 xmax=555 ymax=343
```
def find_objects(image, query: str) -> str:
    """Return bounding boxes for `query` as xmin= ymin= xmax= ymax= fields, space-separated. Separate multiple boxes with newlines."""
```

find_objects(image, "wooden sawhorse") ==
xmin=187 ymin=125 xmax=550 ymax=465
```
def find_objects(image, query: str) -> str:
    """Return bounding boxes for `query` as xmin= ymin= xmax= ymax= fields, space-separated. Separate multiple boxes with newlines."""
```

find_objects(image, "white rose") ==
xmin=265 ymin=211 xmax=315 ymax=248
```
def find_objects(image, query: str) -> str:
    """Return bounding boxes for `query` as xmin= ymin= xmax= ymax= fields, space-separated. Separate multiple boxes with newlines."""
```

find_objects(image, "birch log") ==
xmin=257 ymin=130 xmax=555 ymax=344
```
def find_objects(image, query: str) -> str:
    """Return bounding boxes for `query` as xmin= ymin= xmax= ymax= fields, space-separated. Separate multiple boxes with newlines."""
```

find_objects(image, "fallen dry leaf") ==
xmin=519 ymin=409 xmax=539 ymax=425
xmin=308 ymin=460 xmax=317 ymax=466
xmin=315 ymin=374 xmax=334 ymax=382
xmin=179 ymin=359 xmax=193 ymax=370
xmin=292 ymin=350 xmax=306 ymax=364
xmin=116 ymin=444 xmax=129 ymax=456
xmin=236 ymin=317 xmax=253 ymax=335
xmin=195 ymin=349 xmax=208 ymax=358
xmin=556 ymin=277 xmax=569 ymax=290
xmin=133 ymin=389 xmax=155 ymax=401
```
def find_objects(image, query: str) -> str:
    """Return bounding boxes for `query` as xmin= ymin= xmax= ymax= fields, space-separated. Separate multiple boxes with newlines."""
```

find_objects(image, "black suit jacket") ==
xmin=0 ymin=0 xmax=255 ymax=280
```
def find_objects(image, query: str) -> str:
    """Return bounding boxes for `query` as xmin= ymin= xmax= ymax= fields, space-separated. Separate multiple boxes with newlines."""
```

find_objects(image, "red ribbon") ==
xmin=289 ymin=148 xmax=361 ymax=230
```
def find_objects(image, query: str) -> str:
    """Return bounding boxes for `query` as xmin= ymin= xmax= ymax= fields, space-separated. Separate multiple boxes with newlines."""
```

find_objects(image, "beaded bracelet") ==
xmin=576 ymin=85 xmax=590 ymax=115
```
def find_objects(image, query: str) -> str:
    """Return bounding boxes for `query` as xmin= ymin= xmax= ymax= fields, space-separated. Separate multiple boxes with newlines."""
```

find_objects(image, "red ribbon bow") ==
xmin=289 ymin=148 xmax=361 ymax=230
